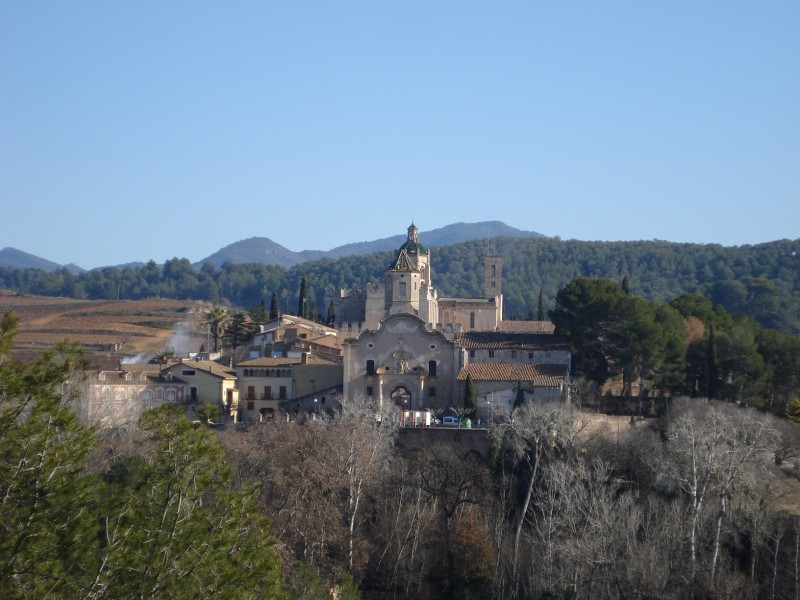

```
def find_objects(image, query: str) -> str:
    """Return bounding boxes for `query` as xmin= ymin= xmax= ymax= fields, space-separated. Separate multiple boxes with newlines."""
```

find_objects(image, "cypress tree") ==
xmin=537 ymin=287 xmax=545 ymax=321
xmin=464 ymin=374 xmax=477 ymax=418
xmin=298 ymin=278 xmax=309 ymax=320
xmin=514 ymin=380 xmax=525 ymax=410
xmin=269 ymin=292 xmax=280 ymax=319
xmin=707 ymin=322 xmax=719 ymax=399
xmin=327 ymin=300 xmax=336 ymax=326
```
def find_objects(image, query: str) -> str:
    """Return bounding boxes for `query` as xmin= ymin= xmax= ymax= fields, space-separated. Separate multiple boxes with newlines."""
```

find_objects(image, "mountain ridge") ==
xmin=1 ymin=221 xmax=546 ymax=271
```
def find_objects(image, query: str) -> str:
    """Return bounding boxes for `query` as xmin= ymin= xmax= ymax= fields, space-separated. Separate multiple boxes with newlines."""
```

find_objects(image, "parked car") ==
xmin=441 ymin=416 xmax=460 ymax=427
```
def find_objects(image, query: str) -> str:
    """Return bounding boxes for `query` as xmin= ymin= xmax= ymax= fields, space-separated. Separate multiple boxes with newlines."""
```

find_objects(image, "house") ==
xmin=249 ymin=314 xmax=343 ymax=362
xmin=236 ymin=353 xmax=342 ymax=422
xmin=162 ymin=359 xmax=239 ymax=419
xmin=83 ymin=364 xmax=187 ymax=427
xmin=455 ymin=331 xmax=571 ymax=369
xmin=457 ymin=363 xmax=570 ymax=421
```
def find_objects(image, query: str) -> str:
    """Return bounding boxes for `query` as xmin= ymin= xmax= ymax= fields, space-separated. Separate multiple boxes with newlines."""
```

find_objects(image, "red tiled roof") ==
xmin=457 ymin=363 xmax=568 ymax=387
xmin=238 ymin=357 xmax=305 ymax=367
xmin=166 ymin=360 xmax=236 ymax=379
xmin=497 ymin=320 xmax=556 ymax=333
xmin=455 ymin=331 xmax=569 ymax=351
xmin=120 ymin=363 xmax=164 ymax=372
xmin=238 ymin=354 xmax=339 ymax=367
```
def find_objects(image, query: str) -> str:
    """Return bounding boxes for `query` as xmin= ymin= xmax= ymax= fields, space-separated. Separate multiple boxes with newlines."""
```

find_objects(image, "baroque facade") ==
xmin=341 ymin=223 xmax=570 ymax=411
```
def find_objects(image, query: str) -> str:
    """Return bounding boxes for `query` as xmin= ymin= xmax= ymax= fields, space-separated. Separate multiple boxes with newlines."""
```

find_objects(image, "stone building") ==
xmin=83 ymin=365 xmax=187 ymax=427
xmin=341 ymin=223 xmax=570 ymax=411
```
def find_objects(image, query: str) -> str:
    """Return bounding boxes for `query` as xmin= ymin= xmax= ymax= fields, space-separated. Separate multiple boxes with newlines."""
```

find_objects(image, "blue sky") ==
xmin=1 ymin=2 xmax=798 ymax=269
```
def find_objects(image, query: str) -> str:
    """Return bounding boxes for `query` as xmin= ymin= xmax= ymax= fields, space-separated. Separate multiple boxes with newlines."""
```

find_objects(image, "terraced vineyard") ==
xmin=0 ymin=291 xmax=211 ymax=368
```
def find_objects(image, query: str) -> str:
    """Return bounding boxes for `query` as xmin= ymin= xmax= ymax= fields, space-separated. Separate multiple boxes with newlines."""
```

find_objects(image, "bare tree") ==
xmin=665 ymin=400 xmax=778 ymax=596
xmin=504 ymin=402 xmax=580 ymax=597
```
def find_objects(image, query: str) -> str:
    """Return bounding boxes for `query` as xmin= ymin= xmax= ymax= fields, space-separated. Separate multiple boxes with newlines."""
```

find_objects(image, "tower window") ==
xmin=399 ymin=282 xmax=407 ymax=297
xmin=366 ymin=360 xmax=375 ymax=375
xmin=470 ymin=312 xmax=475 ymax=329
xmin=428 ymin=360 xmax=437 ymax=376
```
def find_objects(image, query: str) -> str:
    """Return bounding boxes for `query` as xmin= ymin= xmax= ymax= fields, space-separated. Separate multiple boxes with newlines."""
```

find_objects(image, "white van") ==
xmin=441 ymin=416 xmax=460 ymax=427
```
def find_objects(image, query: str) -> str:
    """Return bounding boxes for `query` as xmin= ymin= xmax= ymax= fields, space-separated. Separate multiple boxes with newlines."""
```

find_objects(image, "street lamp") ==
xmin=313 ymin=397 xmax=318 ymax=419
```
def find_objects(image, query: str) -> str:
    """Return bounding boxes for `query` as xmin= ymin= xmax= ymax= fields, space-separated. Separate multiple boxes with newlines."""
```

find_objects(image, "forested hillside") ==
xmin=2 ymin=237 xmax=798 ymax=335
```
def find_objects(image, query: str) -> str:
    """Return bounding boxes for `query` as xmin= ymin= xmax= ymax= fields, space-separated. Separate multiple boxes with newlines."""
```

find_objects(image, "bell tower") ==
xmin=484 ymin=255 xmax=502 ymax=299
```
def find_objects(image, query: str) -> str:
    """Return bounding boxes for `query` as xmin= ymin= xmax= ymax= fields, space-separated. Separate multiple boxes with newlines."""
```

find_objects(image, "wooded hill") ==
xmin=1 ymin=236 xmax=799 ymax=336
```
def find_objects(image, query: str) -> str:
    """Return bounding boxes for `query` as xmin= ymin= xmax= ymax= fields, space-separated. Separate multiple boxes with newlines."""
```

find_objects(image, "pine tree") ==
xmin=0 ymin=312 xmax=99 ymax=597
xmin=97 ymin=405 xmax=287 ymax=599
xmin=249 ymin=298 xmax=268 ymax=326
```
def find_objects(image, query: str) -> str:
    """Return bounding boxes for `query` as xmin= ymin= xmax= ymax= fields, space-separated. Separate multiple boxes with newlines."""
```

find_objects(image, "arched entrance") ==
xmin=391 ymin=386 xmax=412 ymax=409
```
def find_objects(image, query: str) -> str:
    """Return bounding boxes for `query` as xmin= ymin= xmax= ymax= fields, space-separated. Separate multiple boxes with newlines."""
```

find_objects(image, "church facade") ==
xmin=340 ymin=223 xmax=565 ymax=410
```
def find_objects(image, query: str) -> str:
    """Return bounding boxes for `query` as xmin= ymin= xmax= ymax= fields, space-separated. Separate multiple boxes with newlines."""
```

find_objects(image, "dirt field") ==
xmin=0 ymin=291 xmax=211 ymax=368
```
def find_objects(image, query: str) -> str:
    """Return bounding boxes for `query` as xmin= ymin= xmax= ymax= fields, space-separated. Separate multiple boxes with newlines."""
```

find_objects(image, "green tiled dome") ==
xmin=400 ymin=223 xmax=428 ymax=254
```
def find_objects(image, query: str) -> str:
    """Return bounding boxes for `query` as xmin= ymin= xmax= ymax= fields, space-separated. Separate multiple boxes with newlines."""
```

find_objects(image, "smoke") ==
xmin=121 ymin=352 xmax=150 ymax=365
xmin=166 ymin=322 xmax=194 ymax=357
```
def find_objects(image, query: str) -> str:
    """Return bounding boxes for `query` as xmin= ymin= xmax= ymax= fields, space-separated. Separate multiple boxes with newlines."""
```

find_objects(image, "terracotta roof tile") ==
xmin=497 ymin=320 xmax=556 ymax=333
xmin=455 ymin=331 xmax=569 ymax=351
xmin=457 ymin=363 xmax=568 ymax=386
xmin=167 ymin=360 xmax=236 ymax=379
xmin=120 ymin=363 xmax=164 ymax=372
xmin=238 ymin=357 xmax=305 ymax=367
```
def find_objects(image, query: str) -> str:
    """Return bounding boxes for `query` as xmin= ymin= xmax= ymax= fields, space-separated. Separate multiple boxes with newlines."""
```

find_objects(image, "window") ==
xmin=399 ymin=281 xmax=407 ymax=297
xmin=181 ymin=369 xmax=196 ymax=376
xmin=247 ymin=386 xmax=255 ymax=400
xmin=366 ymin=360 xmax=375 ymax=375
xmin=247 ymin=401 xmax=254 ymax=411
xmin=491 ymin=264 xmax=496 ymax=277
xmin=366 ymin=386 xmax=373 ymax=396
xmin=279 ymin=386 xmax=287 ymax=400
xmin=263 ymin=385 xmax=271 ymax=399
xmin=488 ymin=351 xmax=495 ymax=358
xmin=156 ymin=388 xmax=164 ymax=400
xmin=428 ymin=360 xmax=437 ymax=376
xmin=511 ymin=351 xmax=517 ymax=359
xmin=469 ymin=350 xmax=475 ymax=359
xmin=428 ymin=387 xmax=436 ymax=397
xmin=470 ymin=312 xmax=475 ymax=329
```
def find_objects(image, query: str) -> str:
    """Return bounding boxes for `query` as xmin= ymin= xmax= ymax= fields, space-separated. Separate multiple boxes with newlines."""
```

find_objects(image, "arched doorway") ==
xmin=391 ymin=386 xmax=412 ymax=409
